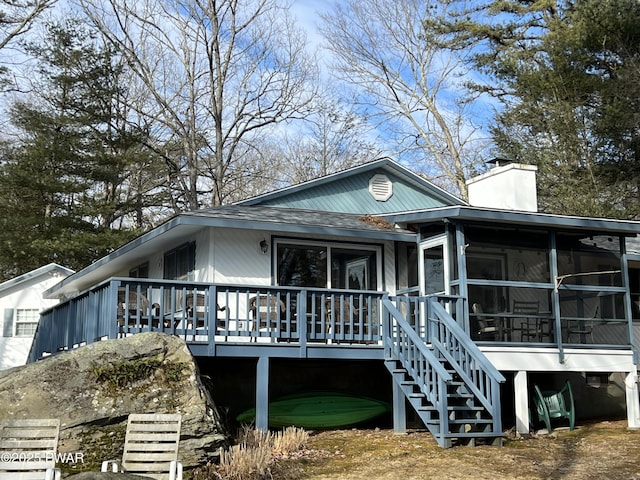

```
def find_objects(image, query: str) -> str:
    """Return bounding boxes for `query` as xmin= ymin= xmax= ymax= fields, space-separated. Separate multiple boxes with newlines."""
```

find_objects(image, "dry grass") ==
xmin=191 ymin=420 xmax=640 ymax=479
xmin=192 ymin=425 xmax=309 ymax=480
xmin=287 ymin=420 xmax=640 ymax=480
xmin=216 ymin=443 xmax=273 ymax=480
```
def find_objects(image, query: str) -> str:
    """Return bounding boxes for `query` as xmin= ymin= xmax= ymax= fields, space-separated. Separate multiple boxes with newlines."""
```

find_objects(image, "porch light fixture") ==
xmin=260 ymin=239 xmax=269 ymax=254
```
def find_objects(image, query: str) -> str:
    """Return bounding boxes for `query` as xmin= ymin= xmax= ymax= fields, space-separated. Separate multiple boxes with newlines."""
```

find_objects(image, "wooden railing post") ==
xmin=108 ymin=279 xmax=121 ymax=339
xmin=208 ymin=284 xmax=217 ymax=356
xmin=298 ymin=290 xmax=307 ymax=357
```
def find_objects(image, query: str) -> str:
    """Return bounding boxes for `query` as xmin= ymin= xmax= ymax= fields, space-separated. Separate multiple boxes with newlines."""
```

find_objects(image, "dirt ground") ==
xmin=278 ymin=420 xmax=640 ymax=480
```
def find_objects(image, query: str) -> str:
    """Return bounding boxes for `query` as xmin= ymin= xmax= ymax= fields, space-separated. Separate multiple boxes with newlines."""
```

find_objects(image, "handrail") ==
xmin=28 ymin=279 xmax=387 ymax=362
xmin=428 ymin=299 xmax=505 ymax=415
xmin=382 ymin=297 xmax=451 ymax=412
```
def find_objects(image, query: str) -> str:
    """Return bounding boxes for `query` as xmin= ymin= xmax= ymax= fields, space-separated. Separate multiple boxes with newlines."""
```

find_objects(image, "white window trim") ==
xmin=274 ymin=238 xmax=383 ymax=291
xmin=15 ymin=308 xmax=39 ymax=337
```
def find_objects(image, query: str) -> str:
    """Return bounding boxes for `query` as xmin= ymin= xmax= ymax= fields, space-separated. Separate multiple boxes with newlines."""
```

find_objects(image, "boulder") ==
xmin=0 ymin=332 xmax=229 ymax=473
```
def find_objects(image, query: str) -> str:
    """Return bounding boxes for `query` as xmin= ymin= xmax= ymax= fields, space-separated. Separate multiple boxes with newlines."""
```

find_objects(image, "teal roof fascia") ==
xmin=237 ymin=158 xmax=464 ymax=212
xmin=382 ymin=206 xmax=640 ymax=235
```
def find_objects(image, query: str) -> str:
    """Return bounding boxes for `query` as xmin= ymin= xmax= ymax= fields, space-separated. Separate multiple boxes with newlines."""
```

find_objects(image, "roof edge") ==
xmin=236 ymin=157 xmax=465 ymax=207
xmin=0 ymin=263 xmax=75 ymax=294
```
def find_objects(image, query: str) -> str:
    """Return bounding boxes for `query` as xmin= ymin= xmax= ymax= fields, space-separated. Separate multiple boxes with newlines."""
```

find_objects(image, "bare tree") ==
xmin=277 ymin=92 xmax=383 ymax=184
xmin=320 ymin=0 xmax=489 ymax=199
xmin=0 ymin=0 xmax=57 ymax=91
xmin=0 ymin=0 xmax=56 ymax=50
xmin=77 ymin=0 xmax=317 ymax=211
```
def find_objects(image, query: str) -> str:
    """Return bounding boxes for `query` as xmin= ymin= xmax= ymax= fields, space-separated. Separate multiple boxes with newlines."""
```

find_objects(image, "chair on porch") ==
xmin=0 ymin=418 xmax=61 ymax=480
xmin=325 ymin=296 xmax=367 ymax=340
xmin=567 ymin=305 xmax=599 ymax=344
xmin=471 ymin=303 xmax=499 ymax=341
xmin=117 ymin=290 xmax=152 ymax=331
xmin=249 ymin=295 xmax=287 ymax=338
xmin=184 ymin=293 xmax=226 ymax=328
xmin=533 ymin=381 xmax=575 ymax=433
xmin=511 ymin=300 xmax=542 ymax=342
xmin=101 ymin=413 xmax=183 ymax=480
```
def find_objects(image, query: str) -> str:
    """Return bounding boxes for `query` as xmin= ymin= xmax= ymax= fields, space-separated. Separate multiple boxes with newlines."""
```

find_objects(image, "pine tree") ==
xmin=0 ymin=20 xmax=164 ymax=279
xmin=438 ymin=0 xmax=640 ymax=218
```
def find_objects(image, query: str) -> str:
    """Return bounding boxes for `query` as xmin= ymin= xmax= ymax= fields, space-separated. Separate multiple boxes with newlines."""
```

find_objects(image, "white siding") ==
xmin=0 ymin=270 xmax=69 ymax=370
xmin=195 ymin=228 xmax=213 ymax=282
xmin=213 ymin=228 xmax=272 ymax=285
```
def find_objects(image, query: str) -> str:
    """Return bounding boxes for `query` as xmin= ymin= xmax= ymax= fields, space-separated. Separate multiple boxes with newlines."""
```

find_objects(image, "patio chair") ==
xmin=325 ymin=296 xmax=367 ymax=341
xmin=567 ymin=305 xmax=599 ymax=344
xmin=117 ymin=289 xmax=152 ymax=330
xmin=533 ymin=381 xmax=575 ymax=433
xmin=249 ymin=295 xmax=287 ymax=331
xmin=471 ymin=303 xmax=499 ymax=341
xmin=511 ymin=300 xmax=542 ymax=341
xmin=184 ymin=292 xmax=226 ymax=327
xmin=183 ymin=292 xmax=227 ymax=340
xmin=102 ymin=413 xmax=182 ymax=480
xmin=0 ymin=418 xmax=61 ymax=480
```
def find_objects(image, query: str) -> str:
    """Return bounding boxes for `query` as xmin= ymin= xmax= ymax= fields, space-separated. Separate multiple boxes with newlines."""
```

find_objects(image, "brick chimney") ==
xmin=466 ymin=158 xmax=538 ymax=212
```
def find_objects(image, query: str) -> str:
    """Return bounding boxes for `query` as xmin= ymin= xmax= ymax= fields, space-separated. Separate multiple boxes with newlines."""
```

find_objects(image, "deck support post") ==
xmin=625 ymin=370 xmax=640 ymax=429
xmin=514 ymin=370 xmax=530 ymax=434
xmin=255 ymin=356 xmax=270 ymax=431
xmin=392 ymin=378 xmax=406 ymax=433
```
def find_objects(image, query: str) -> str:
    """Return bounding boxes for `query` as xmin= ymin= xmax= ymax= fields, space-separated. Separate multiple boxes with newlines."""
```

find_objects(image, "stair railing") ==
xmin=382 ymin=297 xmax=452 ymax=437
xmin=425 ymin=297 xmax=505 ymax=431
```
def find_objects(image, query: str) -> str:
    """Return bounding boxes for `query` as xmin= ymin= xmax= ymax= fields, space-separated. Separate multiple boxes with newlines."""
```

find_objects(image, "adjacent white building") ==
xmin=0 ymin=263 xmax=74 ymax=370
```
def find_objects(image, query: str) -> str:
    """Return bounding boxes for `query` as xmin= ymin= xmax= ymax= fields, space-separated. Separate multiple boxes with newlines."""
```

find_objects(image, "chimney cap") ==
xmin=487 ymin=156 xmax=514 ymax=167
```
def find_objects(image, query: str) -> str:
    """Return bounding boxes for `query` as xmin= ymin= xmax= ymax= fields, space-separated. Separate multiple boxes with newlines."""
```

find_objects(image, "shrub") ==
xmin=191 ymin=425 xmax=309 ymax=479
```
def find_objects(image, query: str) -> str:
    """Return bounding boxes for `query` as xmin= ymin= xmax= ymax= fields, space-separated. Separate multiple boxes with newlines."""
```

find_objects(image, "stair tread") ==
xmin=448 ymin=418 xmax=494 ymax=424
xmin=442 ymin=431 xmax=504 ymax=439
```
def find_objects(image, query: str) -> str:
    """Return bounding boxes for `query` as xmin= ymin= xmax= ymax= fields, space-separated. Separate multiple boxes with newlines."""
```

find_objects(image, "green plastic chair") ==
xmin=533 ymin=380 xmax=575 ymax=432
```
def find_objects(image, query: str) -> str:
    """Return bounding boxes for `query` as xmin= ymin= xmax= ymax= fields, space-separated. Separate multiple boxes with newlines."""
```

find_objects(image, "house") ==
xmin=28 ymin=158 xmax=640 ymax=447
xmin=0 ymin=263 xmax=74 ymax=370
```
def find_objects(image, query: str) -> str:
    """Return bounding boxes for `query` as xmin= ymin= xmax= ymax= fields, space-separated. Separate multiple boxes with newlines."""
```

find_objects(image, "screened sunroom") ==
xmin=385 ymin=207 xmax=636 ymax=352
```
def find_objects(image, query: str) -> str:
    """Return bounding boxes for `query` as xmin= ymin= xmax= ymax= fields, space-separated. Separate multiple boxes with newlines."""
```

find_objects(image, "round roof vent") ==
xmin=369 ymin=174 xmax=393 ymax=201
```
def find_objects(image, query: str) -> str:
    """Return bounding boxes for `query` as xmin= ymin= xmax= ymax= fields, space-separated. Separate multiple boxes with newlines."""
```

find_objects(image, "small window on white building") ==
xmin=15 ymin=309 xmax=39 ymax=336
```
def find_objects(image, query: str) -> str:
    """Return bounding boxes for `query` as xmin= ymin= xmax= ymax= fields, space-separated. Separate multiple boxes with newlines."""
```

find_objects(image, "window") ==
xmin=15 ymin=309 xmax=39 ymax=336
xmin=129 ymin=262 xmax=149 ymax=278
xmin=333 ymin=248 xmax=377 ymax=290
xmin=277 ymin=243 xmax=327 ymax=287
xmin=164 ymin=242 xmax=196 ymax=281
xmin=276 ymin=240 xmax=379 ymax=290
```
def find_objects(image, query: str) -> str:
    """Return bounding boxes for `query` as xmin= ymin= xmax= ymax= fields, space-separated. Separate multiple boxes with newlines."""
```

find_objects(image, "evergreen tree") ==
xmin=439 ymin=0 xmax=640 ymax=218
xmin=0 ymin=20 xmax=164 ymax=279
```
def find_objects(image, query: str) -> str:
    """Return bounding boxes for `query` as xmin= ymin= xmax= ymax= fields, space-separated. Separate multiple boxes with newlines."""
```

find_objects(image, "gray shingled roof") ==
xmin=184 ymin=205 xmax=414 ymax=236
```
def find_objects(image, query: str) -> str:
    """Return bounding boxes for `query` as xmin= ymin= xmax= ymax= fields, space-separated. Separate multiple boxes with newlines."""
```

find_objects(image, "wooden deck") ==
xmin=29 ymin=279 xmax=389 ymax=362
xmin=28 ymin=278 xmax=639 ymax=446
xmin=28 ymin=277 xmax=633 ymax=364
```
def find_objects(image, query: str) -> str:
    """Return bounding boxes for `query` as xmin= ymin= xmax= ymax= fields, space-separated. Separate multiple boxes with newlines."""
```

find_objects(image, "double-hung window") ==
xmin=15 ymin=309 xmax=39 ymax=336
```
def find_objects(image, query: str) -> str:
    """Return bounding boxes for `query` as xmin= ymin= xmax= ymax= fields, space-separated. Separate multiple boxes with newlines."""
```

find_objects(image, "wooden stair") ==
xmin=386 ymin=358 xmax=504 ymax=447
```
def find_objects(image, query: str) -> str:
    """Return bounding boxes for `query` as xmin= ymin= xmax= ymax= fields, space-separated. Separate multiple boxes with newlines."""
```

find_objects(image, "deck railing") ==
xmin=28 ymin=278 xmax=386 ymax=362
xmin=382 ymin=297 xmax=451 ymax=426
xmin=384 ymin=295 xmax=505 ymax=444
xmin=388 ymin=296 xmax=504 ymax=415
xmin=28 ymin=277 xmax=634 ymax=364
